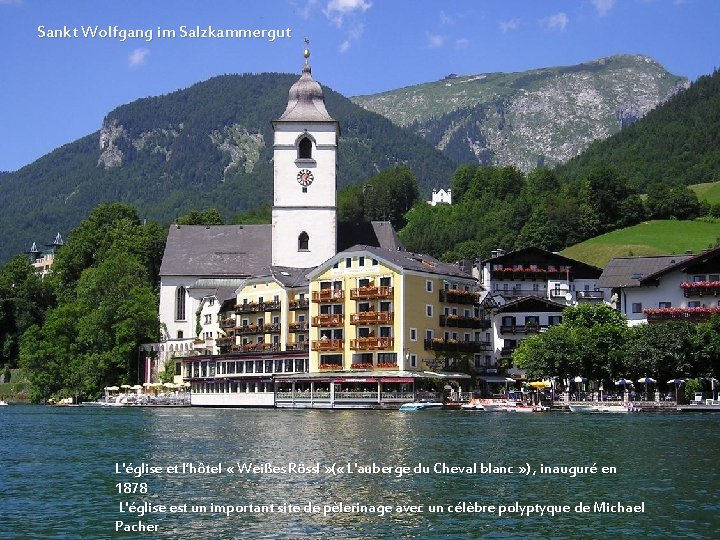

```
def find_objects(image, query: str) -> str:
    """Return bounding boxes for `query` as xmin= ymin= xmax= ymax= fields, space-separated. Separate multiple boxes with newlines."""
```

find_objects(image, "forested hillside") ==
xmin=0 ymin=73 xmax=456 ymax=264
xmin=556 ymin=69 xmax=720 ymax=190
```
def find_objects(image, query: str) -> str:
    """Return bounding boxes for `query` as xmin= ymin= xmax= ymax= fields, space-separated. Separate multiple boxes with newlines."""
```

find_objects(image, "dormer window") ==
xmin=298 ymin=137 xmax=312 ymax=159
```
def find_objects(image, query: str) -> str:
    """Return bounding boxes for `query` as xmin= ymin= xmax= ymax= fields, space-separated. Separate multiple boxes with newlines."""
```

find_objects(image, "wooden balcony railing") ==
xmin=288 ymin=321 xmax=309 ymax=332
xmin=439 ymin=289 xmax=480 ymax=305
xmin=350 ymin=286 xmax=393 ymax=300
xmin=423 ymin=339 xmax=490 ymax=353
xmin=285 ymin=341 xmax=309 ymax=351
xmin=312 ymin=289 xmax=345 ymax=303
xmin=439 ymin=314 xmax=489 ymax=329
xmin=311 ymin=339 xmax=344 ymax=352
xmin=350 ymin=311 xmax=394 ymax=325
xmin=289 ymin=298 xmax=310 ymax=310
xmin=312 ymin=314 xmax=344 ymax=327
xmin=350 ymin=337 xmax=394 ymax=351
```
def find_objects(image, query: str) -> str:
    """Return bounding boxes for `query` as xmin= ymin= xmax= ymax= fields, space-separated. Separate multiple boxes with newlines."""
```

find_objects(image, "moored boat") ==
xmin=460 ymin=398 xmax=485 ymax=411
xmin=0 ymin=399 xmax=8 ymax=406
xmin=399 ymin=401 xmax=444 ymax=411
xmin=569 ymin=402 xmax=639 ymax=413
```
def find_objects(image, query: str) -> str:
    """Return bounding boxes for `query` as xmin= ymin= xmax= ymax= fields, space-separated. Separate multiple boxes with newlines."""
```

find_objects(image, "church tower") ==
xmin=271 ymin=44 xmax=339 ymax=268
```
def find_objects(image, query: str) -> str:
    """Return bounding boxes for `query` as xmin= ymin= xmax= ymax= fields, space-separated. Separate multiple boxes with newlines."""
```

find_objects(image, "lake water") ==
xmin=1 ymin=405 xmax=719 ymax=539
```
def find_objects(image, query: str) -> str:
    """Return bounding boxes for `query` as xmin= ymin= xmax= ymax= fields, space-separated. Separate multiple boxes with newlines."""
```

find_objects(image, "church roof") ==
xmin=276 ymin=50 xmax=336 ymax=123
xmin=159 ymin=224 xmax=271 ymax=277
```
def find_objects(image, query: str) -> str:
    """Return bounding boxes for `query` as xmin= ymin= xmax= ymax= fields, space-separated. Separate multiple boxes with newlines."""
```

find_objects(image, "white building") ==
xmin=428 ymin=188 xmax=452 ymax=206
xmin=598 ymin=248 xmax=720 ymax=325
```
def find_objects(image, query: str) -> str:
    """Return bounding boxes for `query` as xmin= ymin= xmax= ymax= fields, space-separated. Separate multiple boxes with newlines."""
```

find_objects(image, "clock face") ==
xmin=297 ymin=169 xmax=314 ymax=187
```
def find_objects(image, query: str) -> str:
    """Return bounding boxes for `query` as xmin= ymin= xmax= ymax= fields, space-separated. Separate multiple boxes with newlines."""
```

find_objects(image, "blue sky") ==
xmin=1 ymin=0 xmax=718 ymax=172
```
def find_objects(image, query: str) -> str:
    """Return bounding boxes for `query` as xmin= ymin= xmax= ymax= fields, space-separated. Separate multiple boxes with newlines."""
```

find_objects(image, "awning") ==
xmin=334 ymin=378 xmax=378 ymax=383
xmin=479 ymin=376 xmax=515 ymax=383
xmin=380 ymin=377 xmax=415 ymax=383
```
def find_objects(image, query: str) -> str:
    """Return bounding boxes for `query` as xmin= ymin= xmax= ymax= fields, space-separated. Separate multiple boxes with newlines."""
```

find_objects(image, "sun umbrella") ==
xmin=668 ymin=378 xmax=683 ymax=402
xmin=163 ymin=382 xmax=175 ymax=388
xmin=120 ymin=384 xmax=132 ymax=389
xmin=574 ymin=376 xmax=586 ymax=383
xmin=142 ymin=382 xmax=153 ymax=387
xmin=637 ymin=377 xmax=656 ymax=384
xmin=529 ymin=381 xmax=547 ymax=388
xmin=105 ymin=386 xmax=119 ymax=391
xmin=615 ymin=378 xmax=631 ymax=385
xmin=131 ymin=384 xmax=143 ymax=390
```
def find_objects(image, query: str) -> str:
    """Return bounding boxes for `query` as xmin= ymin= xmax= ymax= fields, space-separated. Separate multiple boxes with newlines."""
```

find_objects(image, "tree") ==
xmin=176 ymin=208 xmax=224 ymax=225
xmin=363 ymin=166 xmax=420 ymax=229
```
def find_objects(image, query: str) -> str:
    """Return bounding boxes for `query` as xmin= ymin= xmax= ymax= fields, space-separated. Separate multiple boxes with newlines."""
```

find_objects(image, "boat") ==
xmin=460 ymin=399 xmax=485 ymax=411
xmin=0 ymin=399 xmax=8 ymax=406
xmin=479 ymin=399 xmax=547 ymax=413
xmin=569 ymin=402 xmax=639 ymax=413
xmin=399 ymin=401 xmax=445 ymax=411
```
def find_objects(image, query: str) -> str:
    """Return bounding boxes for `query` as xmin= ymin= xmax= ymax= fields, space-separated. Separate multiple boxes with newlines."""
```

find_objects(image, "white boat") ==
xmin=569 ymin=402 xmax=639 ymax=413
xmin=399 ymin=401 xmax=444 ymax=411
xmin=460 ymin=399 xmax=485 ymax=411
xmin=0 ymin=399 xmax=8 ymax=406
xmin=480 ymin=400 xmax=547 ymax=413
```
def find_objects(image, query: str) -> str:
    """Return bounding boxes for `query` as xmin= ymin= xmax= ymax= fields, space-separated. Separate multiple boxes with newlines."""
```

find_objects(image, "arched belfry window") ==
xmin=176 ymin=286 xmax=186 ymax=321
xmin=298 ymin=231 xmax=309 ymax=251
xmin=298 ymin=137 xmax=313 ymax=159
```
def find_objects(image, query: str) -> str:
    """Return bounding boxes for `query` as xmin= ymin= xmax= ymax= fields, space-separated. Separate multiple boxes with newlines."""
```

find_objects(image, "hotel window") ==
xmin=688 ymin=301 xmax=701 ymax=308
xmin=711 ymin=275 xmax=720 ymax=282
xmin=379 ymin=327 xmax=392 ymax=338
xmin=631 ymin=303 xmax=643 ymax=314
xmin=346 ymin=257 xmax=352 ymax=268
xmin=410 ymin=354 xmax=417 ymax=368
xmin=426 ymin=305 xmax=433 ymax=317
xmin=425 ymin=330 xmax=433 ymax=341
xmin=204 ymin=314 xmax=212 ymax=324
xmin=379 ymin=301 xmax=391 ymax=312
xmin=658 ymin=302 xmax=672 ymax=309
xmin=372 ymin=259 xmax=379 ymax=266
xmin=380 ymin=276 xmax=391 ymax=287
xmin=693 ymin=275 xmax=706 ymax=282
xmin=175 ymin=286 xmax=186 ymax=320
xmin=359 ymin=256 xmax=365 ymax=267
xmin=426 ymin=280 xmax=433 ymax=292
xmin=410 ymin=328 xmax=417 ymax=341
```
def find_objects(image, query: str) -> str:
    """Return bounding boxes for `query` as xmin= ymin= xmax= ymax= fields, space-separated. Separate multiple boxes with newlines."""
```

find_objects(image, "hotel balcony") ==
xmin=499 ymin=288 xmax=547 ymax=299
xmin=289 ymin=298 xmax=310 ymax=310
xmin=439 ymin=314 xmax=489 ymax=329
xmin=681 ymin=282 xmax=720 ymax=297
xmin=262 ymin=322 xmax=281 ymax=334
xmin=350 ymin=311 xmax=394 ymax=325
xmin=423 ymin=339 xmax=490 ymax=353
xmin=219 ymin=318 xmax=236 ymax=329
xmin=312 ymin=289 xmax=345 ymax=303
xmin=645 ymin=307 xmax=720 ymax=323
xmin=439 ymin=289 xmax=480 ymax=305
xmin=230 ymin=343 xmax=281 ymax=354
xmin=285 ymin=341 xmax=309 ymax=352
xmin=311 ymin=339 xmax=344 ymax=352
xmin=350 ymin=337 xmax=394 ymax=351
xmin=499 ymin=324 xmax=543 ymax=335
xmin=235 ymin=301 xmax=281 ymax=314
xmin=236 ymin=324 xmax=262 ymax=336
xmin=312 ymin=314 xmax=344 ymax=327
xmin=576 ymin=290 xmax=604 ymax=301
xmin=350 ymin=286 xmax=394 ymax=300
xmin=490 ymin=266 xmax=572 ymax=280
xmin=216 ymin=336 xmax=233 ymax=347
xmin=288 ymin=321 xmax=309 ymax=332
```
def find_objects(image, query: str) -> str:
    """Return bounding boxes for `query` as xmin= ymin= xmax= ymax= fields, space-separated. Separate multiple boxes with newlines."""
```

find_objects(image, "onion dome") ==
xmin=277 ymin=46 xmax=335 ymax=122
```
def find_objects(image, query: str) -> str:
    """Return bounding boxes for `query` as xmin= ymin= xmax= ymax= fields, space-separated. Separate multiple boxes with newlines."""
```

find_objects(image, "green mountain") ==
xmin=352 ymin=55 xmax=687 ymax=171
xmin=556 ymin=68 xmax=720 ymax=190
xmin=0 ymin=73 xmax=457 ymax=264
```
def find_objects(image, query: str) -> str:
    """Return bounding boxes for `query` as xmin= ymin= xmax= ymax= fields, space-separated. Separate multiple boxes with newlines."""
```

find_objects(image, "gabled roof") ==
xmin=598 ymin=254 xmax=692 ymax=288
xmin=639 ymin=246 xmax=720 ymax=284
xmin=482 ymin=246 xmax=602 ymax=279
xmin=309 ymin=244 xmax=472 ymax=280
xmin=495 ymin=296 xmax=566 ymax=314
xmin=159 ymin=224 xmax=271 ymax=277
xmin=336 ymin=221 xmax=405 ymax=252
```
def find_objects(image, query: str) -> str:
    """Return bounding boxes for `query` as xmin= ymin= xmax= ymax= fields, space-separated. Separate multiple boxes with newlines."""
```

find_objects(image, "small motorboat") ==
xmin=399 ymin=401 xmax=444 ymax=411
xmin=460 ymin=399 xmax=485 ymax=411
xmin=0 ymin=399 xmax=8 ymax=406
xmin=569 ymin=402 xmax=639 ymax=413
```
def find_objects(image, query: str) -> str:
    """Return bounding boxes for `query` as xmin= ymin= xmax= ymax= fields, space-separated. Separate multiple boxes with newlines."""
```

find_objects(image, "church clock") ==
xmin=297 ymin=169 xmax=314 ymax=187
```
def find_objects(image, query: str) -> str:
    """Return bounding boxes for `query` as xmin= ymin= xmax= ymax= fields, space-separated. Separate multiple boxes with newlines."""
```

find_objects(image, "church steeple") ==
xmin=271 ymin=42 xmax=338 ymax=268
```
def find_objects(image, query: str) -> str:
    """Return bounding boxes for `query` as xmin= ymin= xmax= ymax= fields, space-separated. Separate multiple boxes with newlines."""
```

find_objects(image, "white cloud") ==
xmin=337 ymin=22 xmax=364 ymax=53
xmin=440 ymin=10 xmax=454 ymax=25
xmin=426 ymin=33 xmax=446 ymax=48
xmin=323 ymin=0 xmax=372 ymax=27
xmin=128 ymin=48 xmax=150 ymax=68
xmin=591 ymin=0 xmax=615 ymax=17
xmin=455 ymin=38 xmax=470 ymax=50
xmin=296 ymin=0 xmax=318 ymax=20
xmin=540 ymin=12 xmax=569 ymax=31
xmin=498 ymin=18 xmax=519 ymax=33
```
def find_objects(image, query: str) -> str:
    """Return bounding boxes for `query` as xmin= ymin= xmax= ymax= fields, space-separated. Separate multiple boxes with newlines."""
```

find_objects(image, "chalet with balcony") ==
xmin=599 ymin=248 xmax=720 ymax=325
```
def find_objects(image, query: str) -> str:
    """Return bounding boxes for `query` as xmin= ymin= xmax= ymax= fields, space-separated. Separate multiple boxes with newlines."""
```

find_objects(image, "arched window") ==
xmin=298 ymin=137 xmax=312 ymax=159
xmin=298 ymin=231 xmax=309 ymax=251
xmin=176 ymin=286 xmax=186 ymax=321
xmin=177 ymin=331 xmax=183 ymax=340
